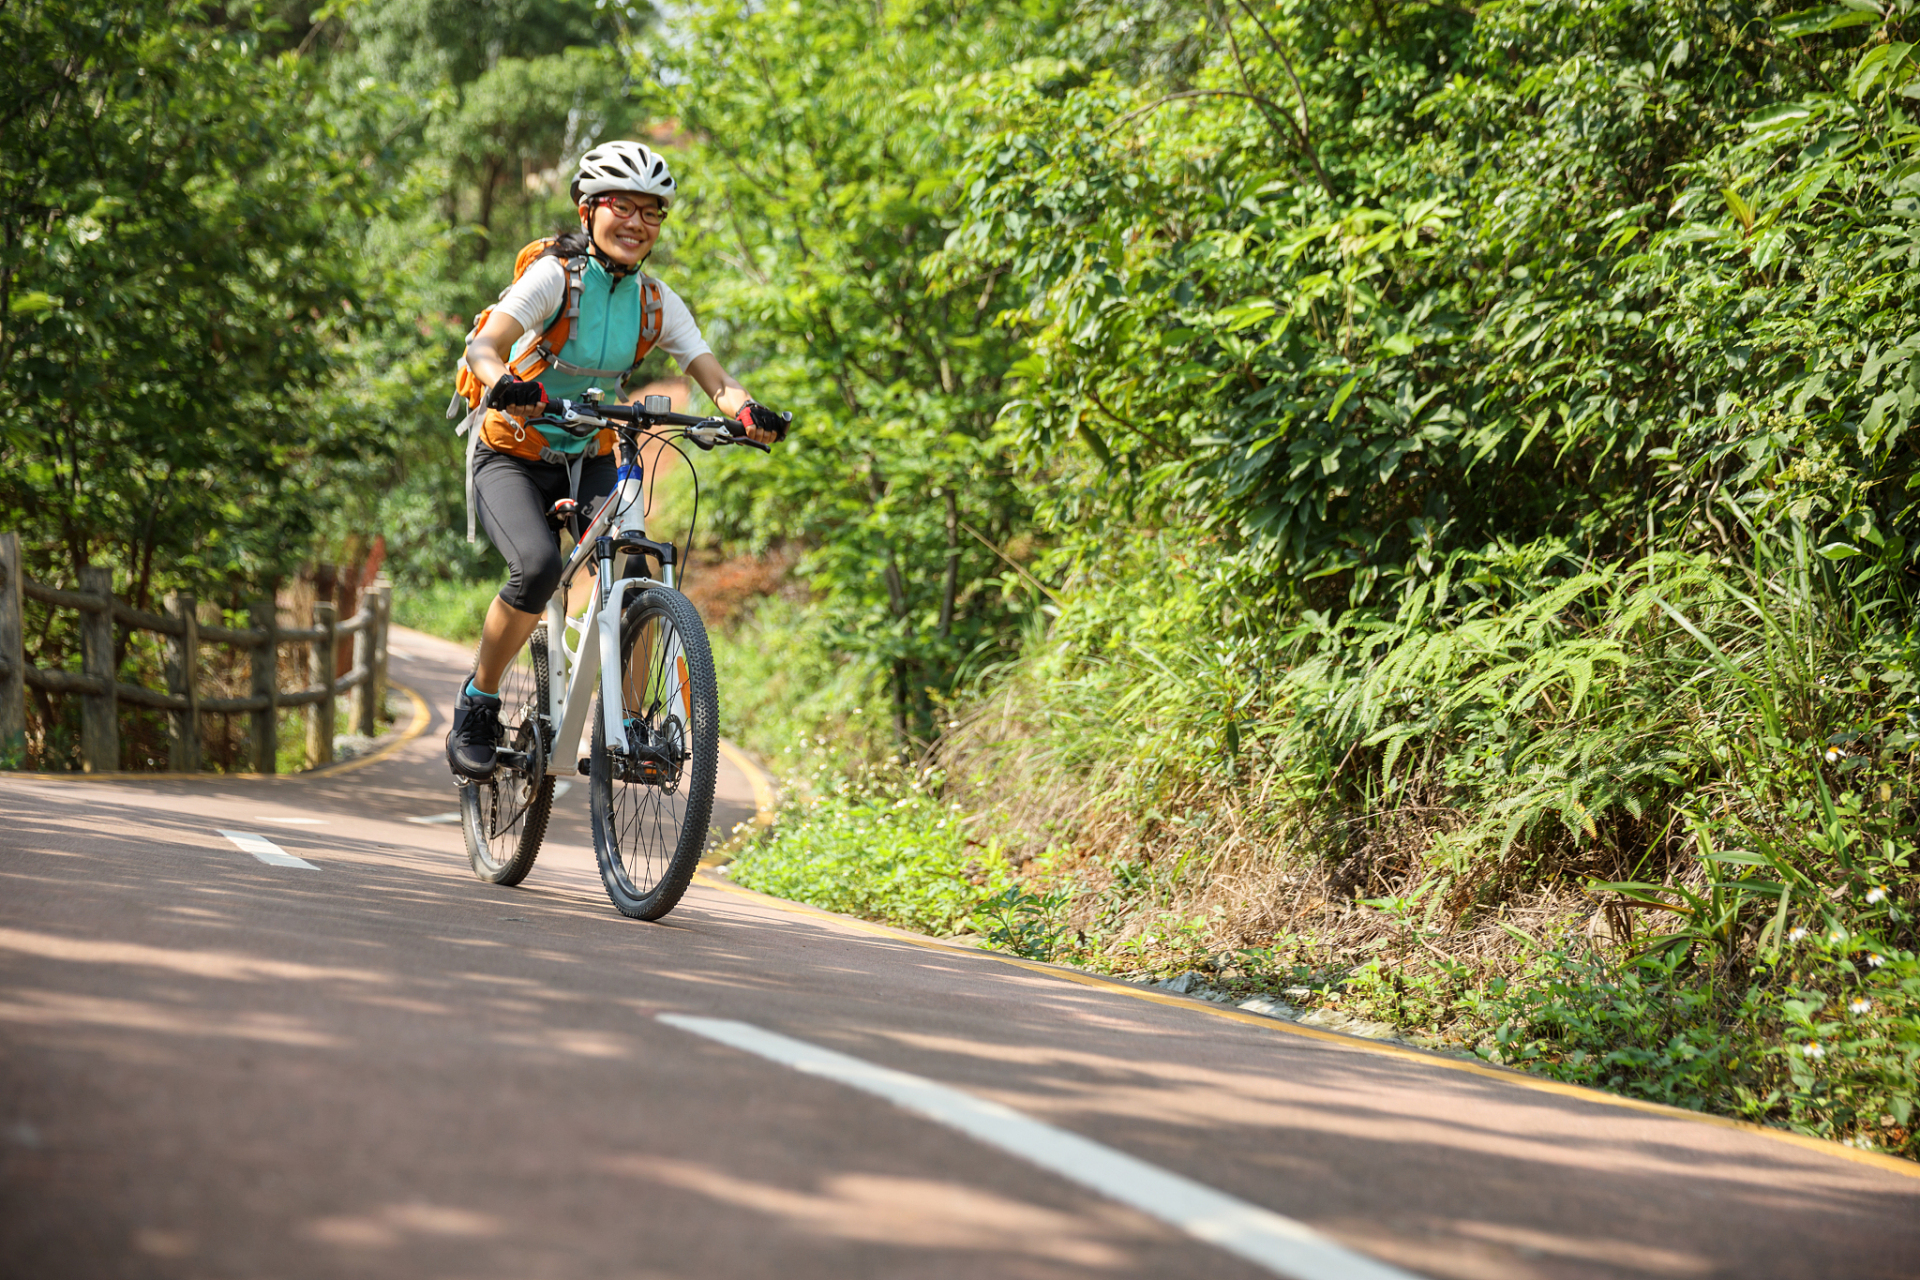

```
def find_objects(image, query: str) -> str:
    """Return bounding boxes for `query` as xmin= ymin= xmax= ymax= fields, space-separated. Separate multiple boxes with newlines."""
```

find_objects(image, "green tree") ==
xmin=648 ymin=0 xmax=1050 ymax=746
xmin=0 ymin=0 xmax=408 ymax=603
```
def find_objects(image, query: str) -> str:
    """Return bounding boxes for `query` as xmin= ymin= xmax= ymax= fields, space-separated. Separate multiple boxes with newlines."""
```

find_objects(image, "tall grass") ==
xmin=392 ymin=577 xmax=496 ymax=647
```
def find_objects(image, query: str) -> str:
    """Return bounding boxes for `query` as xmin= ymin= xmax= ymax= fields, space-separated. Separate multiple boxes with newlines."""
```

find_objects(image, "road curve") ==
xmin=1 ymin=628 xmax=1916 ymax=1279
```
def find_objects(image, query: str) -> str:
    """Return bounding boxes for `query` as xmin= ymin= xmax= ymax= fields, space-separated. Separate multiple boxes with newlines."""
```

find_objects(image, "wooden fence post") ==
xmin=351 ymin=600 xmax=377 ymax=738
xmin=307 ymin=601 xmax=335 ymax=768
xmin=77 ymin=566 xmax=119 ymax=773
xmin=0 ymin=534 xmax=23 ymax=765
xmin=250 ymin=599 xmax=278 ymax=774
xmin=371 ymin=576 xmax=392 ymax=729
xmin=164 ymin=591 xmax=200 ymax=772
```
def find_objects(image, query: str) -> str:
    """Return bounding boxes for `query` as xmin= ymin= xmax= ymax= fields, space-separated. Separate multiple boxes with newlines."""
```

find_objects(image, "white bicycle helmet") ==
xmin=570 ymin=141 xmax=676 ymax=208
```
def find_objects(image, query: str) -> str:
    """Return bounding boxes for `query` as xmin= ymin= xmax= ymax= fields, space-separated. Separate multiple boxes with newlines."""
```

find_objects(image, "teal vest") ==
xmin=509 ymin=256 xmax=657 ymax=455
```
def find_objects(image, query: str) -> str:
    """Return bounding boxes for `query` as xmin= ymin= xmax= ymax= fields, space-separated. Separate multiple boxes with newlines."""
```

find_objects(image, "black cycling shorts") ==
xmin=472 ymin=446 xmax=618 ymax=614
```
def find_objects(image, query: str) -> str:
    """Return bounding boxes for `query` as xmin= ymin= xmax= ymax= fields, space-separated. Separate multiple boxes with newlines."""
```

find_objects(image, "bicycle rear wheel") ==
xmin=589 ymin=587 xmax=718 ymax=920
xmin=460 ymin=624 xmax=553 ymax=886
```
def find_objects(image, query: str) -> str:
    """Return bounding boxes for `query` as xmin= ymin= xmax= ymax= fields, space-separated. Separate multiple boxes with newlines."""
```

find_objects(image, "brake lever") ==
xmin=537 ymin=410 xmax=606 ymax=438
xmin=722 ymin=417 xmax=776 ymax=453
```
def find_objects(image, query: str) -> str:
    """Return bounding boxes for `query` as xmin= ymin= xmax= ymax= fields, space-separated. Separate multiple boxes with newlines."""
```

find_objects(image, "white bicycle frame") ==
xmin=539 ymin=443 xmax=686 ymax=771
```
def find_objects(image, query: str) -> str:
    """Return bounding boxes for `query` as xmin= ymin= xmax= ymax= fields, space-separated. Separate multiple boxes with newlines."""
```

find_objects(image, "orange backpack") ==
xmin=449 ymin=237 xmax=666 ymax=415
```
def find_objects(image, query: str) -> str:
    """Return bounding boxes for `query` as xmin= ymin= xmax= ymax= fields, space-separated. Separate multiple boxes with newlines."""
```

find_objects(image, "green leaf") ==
xmin=1327 ymin=374 xmax=1361 ymax=423
xmin=1849 ymin=42 xmax=1916 ymax=100
xmin=6 ymin=291 xmax=55 ymax=315
xmin=1774 ymin=6 xmax=1882 ymax=38
xmin=1723 ymin=187 xmax=1757 ymax=234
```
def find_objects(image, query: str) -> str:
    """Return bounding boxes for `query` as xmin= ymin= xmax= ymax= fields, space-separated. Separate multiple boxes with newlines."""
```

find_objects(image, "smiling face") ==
xmin=581 ymin=192 xmax=663 ymax=267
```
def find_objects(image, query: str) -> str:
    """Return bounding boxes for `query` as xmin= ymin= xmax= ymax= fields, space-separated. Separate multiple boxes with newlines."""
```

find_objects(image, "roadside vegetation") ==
xmin=683 ymin=0 xmax=1920 ymax=1160
xmin=8 ymin=0 xmax=1913 ymax=1154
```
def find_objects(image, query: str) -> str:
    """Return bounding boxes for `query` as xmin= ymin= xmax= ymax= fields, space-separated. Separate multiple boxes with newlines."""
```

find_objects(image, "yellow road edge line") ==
xmin=0 ymin=681 xmax=432 ymax=784
xmin=693 ymin=871 xmax=1920 ymax=1183
xmin=304 ymin=682 xmax=432 ymax=779
xmin=716 ymin=739 xmax=776 ymax=826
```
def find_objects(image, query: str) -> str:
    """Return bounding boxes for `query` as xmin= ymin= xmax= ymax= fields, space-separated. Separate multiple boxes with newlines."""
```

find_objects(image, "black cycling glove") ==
xmin=488 ymin=376 xmax=548 ymax=410
xmin=734 ymin=399 xmax=791 ymax=442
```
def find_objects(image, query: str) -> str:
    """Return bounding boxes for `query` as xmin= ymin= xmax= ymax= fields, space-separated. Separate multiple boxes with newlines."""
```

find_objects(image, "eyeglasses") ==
xmin=598 ymin=195 xmax=667 ymax=226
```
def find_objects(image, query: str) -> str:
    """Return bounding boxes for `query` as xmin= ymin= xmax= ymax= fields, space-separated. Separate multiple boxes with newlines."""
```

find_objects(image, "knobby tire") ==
xmin=461 ymin=626 xmax=553 ymax=886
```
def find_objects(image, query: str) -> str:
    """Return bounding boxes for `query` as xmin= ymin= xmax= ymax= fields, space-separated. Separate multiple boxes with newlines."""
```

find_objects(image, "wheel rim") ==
xmin=605 ymin=609 xmax=696 ymax=898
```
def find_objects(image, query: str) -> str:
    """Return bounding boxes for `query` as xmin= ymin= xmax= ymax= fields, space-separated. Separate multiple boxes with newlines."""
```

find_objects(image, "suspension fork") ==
xmin=595 ymin=433 xmax=652 ymax=756
xmin=544 ymin=592 xmax=567 ymax=728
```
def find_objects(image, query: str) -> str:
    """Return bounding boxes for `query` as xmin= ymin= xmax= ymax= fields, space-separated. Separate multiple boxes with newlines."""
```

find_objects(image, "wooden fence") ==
xmin=0 ymin=531 xmax=393 ymax=774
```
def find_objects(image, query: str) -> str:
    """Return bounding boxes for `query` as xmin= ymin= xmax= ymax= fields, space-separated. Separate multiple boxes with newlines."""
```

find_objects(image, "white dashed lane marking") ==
xmin=659 ymin=1016 xmax=1418 ymax=1280
xmin=218 ymin=830 xmax=319 ymax=870
xmin=254 ymin=817 xmax=328 ymax=825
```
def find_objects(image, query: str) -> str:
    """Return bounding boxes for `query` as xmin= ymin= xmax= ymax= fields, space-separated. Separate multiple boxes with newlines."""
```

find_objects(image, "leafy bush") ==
xmin=392 ymin=578 xmax=497 ymax=648
xmin=1482 ymin=950 xmax=1767 ymax=1112
xmin=972 ymin=882 xmax=1076 ymax=961
xmin=729 ymin=787 xmax=1010 ymax=938
xmin=1482 ymin=924 xmax=1920 ymax=1159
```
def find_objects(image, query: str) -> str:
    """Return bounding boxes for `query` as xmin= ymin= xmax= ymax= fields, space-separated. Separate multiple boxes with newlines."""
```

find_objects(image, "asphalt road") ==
xmin=3 ymin=627 xmax=1917 ymax=1279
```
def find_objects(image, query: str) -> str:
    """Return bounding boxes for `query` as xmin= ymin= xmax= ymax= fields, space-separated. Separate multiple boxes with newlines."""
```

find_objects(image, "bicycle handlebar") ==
xmin=525 ymin=395 xmax=778 ymax=453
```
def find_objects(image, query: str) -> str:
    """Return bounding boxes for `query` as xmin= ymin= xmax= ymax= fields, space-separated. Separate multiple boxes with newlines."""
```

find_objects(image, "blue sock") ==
xmin=465 ymin=678 xmax=498 ymax=701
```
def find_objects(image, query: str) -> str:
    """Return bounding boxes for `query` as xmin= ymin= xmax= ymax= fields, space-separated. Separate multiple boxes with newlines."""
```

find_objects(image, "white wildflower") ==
xmin=1829 ymin=929 xmax=1849 ymax=944
xmin=1803 ymin=1043 xmax=1826 ymax=1060
xmin=1788 ymin=927 xmax=1809 ymax=943
xmin=1850 ymin=999 xmax=1872 ymax=1015
xmin=1865 ymin=887 xmax=1888 ymax=905
xmin=1824 ymin=747 xmax=1843 ymax=764
xmin=1866 ymin=954 xmax=1887 ymax=969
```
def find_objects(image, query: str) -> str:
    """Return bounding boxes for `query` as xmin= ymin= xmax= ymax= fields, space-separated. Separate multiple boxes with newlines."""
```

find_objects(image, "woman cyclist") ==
xmin=448 ymin=140 xmax=788 ymax=781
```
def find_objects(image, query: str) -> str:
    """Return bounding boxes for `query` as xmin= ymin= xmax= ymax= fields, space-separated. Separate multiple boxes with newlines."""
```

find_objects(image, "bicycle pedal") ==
xmin=577 ymin=757 xmax=592 ymax=776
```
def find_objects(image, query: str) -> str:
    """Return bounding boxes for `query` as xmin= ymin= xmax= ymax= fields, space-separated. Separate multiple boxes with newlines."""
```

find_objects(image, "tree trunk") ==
xmin=938 ymin=488 xmax=959 ymax=640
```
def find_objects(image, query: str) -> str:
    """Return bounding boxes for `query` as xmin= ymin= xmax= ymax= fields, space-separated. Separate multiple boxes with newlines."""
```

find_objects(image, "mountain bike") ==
xmin=458 ymin=388 xmax=774 ymax=921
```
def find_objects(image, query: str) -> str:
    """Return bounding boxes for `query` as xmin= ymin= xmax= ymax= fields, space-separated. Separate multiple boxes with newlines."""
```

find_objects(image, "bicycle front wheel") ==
xmin=589 ymin=587 xmax=718 ymax=920
xmin=460 ymin=624 xmax=553 ymax=886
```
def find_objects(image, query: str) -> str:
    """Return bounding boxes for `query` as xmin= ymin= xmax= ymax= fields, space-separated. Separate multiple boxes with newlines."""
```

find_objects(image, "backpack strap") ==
xmin=456 ymin=404 xmax=487 ymax=543
xmin=505 ymin=256 xmax=588 ymax=382
xmin=637 ymin=277 xmax=663 ymax=347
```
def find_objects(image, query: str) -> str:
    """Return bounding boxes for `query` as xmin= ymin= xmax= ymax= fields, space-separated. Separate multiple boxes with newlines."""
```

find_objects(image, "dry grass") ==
xmin=929 ymin=663 xmax=1623 ymax=1033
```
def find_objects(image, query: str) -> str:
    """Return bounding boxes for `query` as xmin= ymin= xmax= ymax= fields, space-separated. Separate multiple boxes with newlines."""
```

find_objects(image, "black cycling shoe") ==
xmin=446 ymin=684 xmax=504 ymax=780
